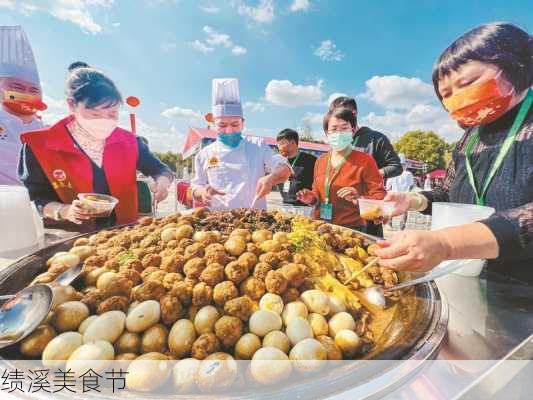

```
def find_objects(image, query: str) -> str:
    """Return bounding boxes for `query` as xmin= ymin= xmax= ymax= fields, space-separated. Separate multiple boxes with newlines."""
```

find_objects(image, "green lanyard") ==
xmin=289 ymin=151 xmax=301 ymax=169
xmin=324 ymin=147 xmax=352 ymax=203
xmin=465 ymin=89 xmax=532 ymax=206
xmin=352 ymin=135 xmax=360 ymax=147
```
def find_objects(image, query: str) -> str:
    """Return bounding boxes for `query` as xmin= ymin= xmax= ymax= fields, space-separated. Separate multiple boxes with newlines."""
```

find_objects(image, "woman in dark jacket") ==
xmin=375 ymin=22 xmax=532 ymax=282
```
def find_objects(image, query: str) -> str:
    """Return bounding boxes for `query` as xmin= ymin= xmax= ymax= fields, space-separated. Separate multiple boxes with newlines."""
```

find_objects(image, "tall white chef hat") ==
xmin=0 ymin=26 xmax=41 ymax=88
xmin=212 ymin=78 xmax=243 ymax=118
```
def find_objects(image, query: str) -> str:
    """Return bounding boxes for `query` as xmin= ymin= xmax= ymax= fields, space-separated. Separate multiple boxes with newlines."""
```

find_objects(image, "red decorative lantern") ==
xmin=126 ymin=96 xmax=140 ymax=134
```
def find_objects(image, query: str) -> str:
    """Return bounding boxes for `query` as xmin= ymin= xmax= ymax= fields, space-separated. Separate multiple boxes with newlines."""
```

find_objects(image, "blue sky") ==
xmin=1 ymin=0 xmax=532 ymax=152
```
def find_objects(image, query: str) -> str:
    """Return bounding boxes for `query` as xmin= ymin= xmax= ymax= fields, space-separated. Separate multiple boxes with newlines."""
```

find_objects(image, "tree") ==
xmin=394 ymin=130 xmax=448 ymax=171
xmin=297 ymin=122 xmax=326 ymax=144
xmin=154 ymin=151 xmax=180 ymax=172
xmin=300 ymin=122 xmax=314 ymax=142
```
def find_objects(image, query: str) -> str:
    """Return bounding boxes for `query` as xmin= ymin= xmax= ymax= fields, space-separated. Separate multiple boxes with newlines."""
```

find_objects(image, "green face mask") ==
xmin=326 ymin=131 xmax=353 ymax=150
xmin=218 ymin=131 xmax=242 ymax=148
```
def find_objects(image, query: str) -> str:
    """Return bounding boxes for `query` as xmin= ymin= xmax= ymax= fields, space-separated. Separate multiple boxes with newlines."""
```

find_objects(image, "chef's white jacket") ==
xmin=386 ymin=169 xmax=415 ymax=193
xmin=192 ymin=137 xmax=288 ymax=210
xmin=0 ymin=108 xmax=43 ymax=185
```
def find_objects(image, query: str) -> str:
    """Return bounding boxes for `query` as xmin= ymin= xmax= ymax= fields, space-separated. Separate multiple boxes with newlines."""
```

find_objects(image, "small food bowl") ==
xmin=358 ymin=198 xmax=395 ymax=222
xmin=291 ymin=206 xmax=314 ymax=217
xmin=78 ymin=193 xmax=119 ymax=218
xmin=278 ymin=205 xmax=295 ymax=215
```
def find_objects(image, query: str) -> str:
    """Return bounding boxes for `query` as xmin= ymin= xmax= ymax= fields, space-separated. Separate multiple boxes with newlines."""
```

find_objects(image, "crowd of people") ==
xmin=0 ymin=22 xmax=531 ymax=283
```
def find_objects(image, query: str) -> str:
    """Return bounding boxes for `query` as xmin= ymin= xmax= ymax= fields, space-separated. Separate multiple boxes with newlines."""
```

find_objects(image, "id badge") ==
xmin=320 ymin=203 xmax=333 ymax=221
xmin=283 ymin=180 xmax=291 ymax=193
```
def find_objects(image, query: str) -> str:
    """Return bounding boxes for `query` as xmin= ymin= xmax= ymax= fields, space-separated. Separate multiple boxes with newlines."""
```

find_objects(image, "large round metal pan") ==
xmin=0 ymin=224 xmax=448 ymax=399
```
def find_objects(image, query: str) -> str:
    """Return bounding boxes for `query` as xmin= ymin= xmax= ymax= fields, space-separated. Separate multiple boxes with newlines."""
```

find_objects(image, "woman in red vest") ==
xmin=18 ymin=63 xmax=172 ymax=230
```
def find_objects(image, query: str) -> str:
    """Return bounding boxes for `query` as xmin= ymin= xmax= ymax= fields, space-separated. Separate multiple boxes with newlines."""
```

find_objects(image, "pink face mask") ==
xmin=75 ymin=113 xmax=118 ymax=140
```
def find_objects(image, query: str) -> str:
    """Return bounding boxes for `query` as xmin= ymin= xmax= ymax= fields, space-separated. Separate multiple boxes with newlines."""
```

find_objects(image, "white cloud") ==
xmin=231 ymin=46 xmax=247 ymax=56
xmin=189 ymin=40 xmax=214 ymax=53
xmin=134 ymin=118 xmax=185 ymax=153
xmin=40 ymin=94 xmax=69 ymax=126
xmin=190 ymin=26 xmax=247 ymax=57
xmin=243 ymin=101 xmax=266 ymax=112
xmin=290 ymin=0 xmax=310 ymax=12
xmin=42 ymin=94 xmax=66 ymax=112
xmin=203 ymin=26 xmax=232 ymax=47
xmin=361 ymin=105 xmax=462 ymax=142
xmin=326 ymin=92 xmax=348 ymax=106
xmin=297 ymin=112 xmax=326 ymax=141
xmin=359 ymin=75 xmax=434 ymax=110
xmin=356 ymin=74 xmax=461 ymax=141
xmin=234 ymin=0 xmax=274 ymax=23
xmin=161 ymin=106 xmax=203 ymax=121
xmin=265 ymin=79 xmax=324 ymax=107
xmin=199 ymin=5 xmax=220 ymax=14
xmin=302 ymin=112 xmax=323 ymax=126
xmin=0 ymin=0 xmax=114 ymax=34
xmin=116 ymin=112 xmax=184 ymax=153
xmin=314 ymin=40 xmax=344 ymax=62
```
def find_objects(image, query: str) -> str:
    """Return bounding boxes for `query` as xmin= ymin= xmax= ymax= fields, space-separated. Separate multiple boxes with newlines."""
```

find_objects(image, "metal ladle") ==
xmin=363 ymin=259 xmax=475 ymax=307
xmin=0 ymin=285 xmax=53 ymax=349
xmin=0 ymin=262 xmax=84 ymax=349
xmin=53 ymin=263 xmax=83 ymax=286
xmin=0 ymin=262 xmax=83 ymax=302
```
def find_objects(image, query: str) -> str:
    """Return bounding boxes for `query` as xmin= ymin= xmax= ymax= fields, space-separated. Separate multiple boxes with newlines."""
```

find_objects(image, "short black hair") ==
xmin=329 ymin=96 xmax=357 ymax=113
xmin=276 ymin=128 xmax=299 ymax=144
xmin=68 ymin=61 xmax=90 ymax=72
xmin=432 ymin=22 xmax=532 ymax=101
xmin=66 ymin=67 xmax=123 ymax=109
xmin=323 ymin=107 xmax=357 ymax=133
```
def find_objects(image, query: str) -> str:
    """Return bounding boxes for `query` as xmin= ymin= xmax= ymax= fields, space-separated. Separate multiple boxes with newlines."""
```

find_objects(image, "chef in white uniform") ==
xmin=0 ymin=26 xmax=46 ymax=185
xmin=191 ymin=78 xmax=291 ymax=210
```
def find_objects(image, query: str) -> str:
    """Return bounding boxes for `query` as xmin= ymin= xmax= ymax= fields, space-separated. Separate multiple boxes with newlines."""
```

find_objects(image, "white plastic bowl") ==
xmin=291 ymin=206 xmax=314 ymax=217
xmin=358 ymin=198 xmax=395 ymax=221
xmin=78 ymin=193 xmax=119 ymax=217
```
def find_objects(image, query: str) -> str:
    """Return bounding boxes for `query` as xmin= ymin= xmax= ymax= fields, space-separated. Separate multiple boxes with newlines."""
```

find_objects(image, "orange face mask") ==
xmin=2 ymin=90 xmax=47 ymax=116
xmin=442 ymin=73 xmax=513 ymax=126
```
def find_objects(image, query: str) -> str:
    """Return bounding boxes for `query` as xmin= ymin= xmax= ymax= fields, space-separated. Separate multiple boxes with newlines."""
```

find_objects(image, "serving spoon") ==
xmin=0 ymin=261 xmax=85 ymax=349
xmin=0 ymin=262 xmax=83 ymax=302
xmin=0 ymin=285 xmax=53 ymax=349
xmin=363 ymin=258 xmax=476 ymax=307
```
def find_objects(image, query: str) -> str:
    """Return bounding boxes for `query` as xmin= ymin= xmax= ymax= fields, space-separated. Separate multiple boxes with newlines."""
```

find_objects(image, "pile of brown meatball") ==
xmin=194 ymin=208 xmax=293 ymax=233
xmin=27 ymin=209 xmax=398 ymax=363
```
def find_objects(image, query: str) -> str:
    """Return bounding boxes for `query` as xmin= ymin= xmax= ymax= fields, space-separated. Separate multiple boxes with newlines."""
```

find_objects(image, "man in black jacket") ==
xmin=276 ymin=128 xmax=317 ymax=206
xmin=330 ymin=96 xmax=402 ymax=236
xmin=329 ymin=96 xmax=402 ymax=179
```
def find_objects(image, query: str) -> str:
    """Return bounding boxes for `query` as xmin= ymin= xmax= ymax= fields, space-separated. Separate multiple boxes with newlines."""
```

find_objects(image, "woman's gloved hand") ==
xmin=337 ymin=187 xmax=359 ymax=205
xmin=374 ymin=230 xmax=451 ymax=272
xmin=296 ymin=189 xmax=318 ymax=205
xmin=150 ymin=176 xmax=172 ymax=202
xmin=60 ymin=200 xmax=94 ymax=225
xmin=195 ymin=185 xmax=225 ymax=207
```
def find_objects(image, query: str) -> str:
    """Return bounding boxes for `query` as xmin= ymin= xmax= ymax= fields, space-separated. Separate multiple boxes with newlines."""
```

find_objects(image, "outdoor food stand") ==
xmin=0 ymin=208 xmax=531 ymax=399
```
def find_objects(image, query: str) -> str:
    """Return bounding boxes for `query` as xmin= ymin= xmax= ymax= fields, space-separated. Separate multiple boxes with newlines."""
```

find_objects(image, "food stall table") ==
xmin=0 ymin=229 xmax=531 ymax=399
